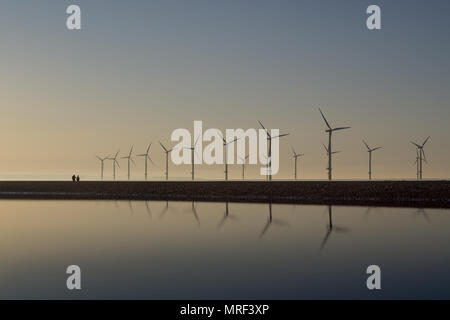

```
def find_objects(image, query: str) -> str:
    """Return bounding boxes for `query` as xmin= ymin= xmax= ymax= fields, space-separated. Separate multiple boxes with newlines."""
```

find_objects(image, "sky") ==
xmin=0 ymin=0 xmax=449 ymax=180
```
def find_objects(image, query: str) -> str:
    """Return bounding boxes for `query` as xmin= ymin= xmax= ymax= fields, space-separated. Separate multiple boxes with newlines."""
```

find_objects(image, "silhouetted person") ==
xmin=72 ymin=174 xmax=76 ymax=182
xmin=76 ymin=175 xmax=80 ymax=182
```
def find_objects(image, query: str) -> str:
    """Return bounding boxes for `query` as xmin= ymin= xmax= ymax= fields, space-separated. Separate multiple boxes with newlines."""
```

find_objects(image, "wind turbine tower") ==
xmin=363 ymin=140 xmax=381 ymax=180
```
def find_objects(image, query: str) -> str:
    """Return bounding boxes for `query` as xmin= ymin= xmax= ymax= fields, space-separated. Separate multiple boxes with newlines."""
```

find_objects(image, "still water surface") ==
xmin=0 ymin=200 xmax=449 ymax=299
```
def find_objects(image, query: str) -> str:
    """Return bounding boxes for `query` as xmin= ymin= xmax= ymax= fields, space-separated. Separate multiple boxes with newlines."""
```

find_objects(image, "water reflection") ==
xmin=260 ymin=203 xmax=289 ymax=238
xmin=0 ymin=200 xmax=449 ymax=299
xmin=412 ymin=208 xmax=431 ymax=223
xmin=217 ymin=202 xmax=239 ymax=228
xmin=320 ymin=205 xmax=350 ymax=251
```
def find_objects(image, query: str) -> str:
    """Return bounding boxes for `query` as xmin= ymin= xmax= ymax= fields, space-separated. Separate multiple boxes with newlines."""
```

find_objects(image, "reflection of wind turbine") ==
xmin=159 ymin=142 xmax=173 ymax=181
xmin=260 ymin=203 xmax=288 ymax=237
xmin=291 ymin=147 xmax=304 ymax=180
xmin=318 ymin=108 xmax=350 ymax=180
xmin=411 ymin=136 xmax=430 ymax=180
xmin=107 ymin=150 xmax=120 ymax=180
xmin=96 ymin=155 xmax=109 ymax=180
xmin=184 ymin=136 xmax=201 ymax=181
xmin=238 ymin=154 xmax=250 ymax=180
xmin=411 ymin=208 xmax=431 ymax=224
xmin=320 ymin=205 xmax=350 ymax=251
xmin=363 ymin=140 xmax=381 ymax=180
xmin=137 ymin=143 xmax=154 ymax=181
xmin=217 ymin=130 xmax=239 ymax=181
xmin=258 ymin=121 xmax=289 ymax=181
xmin=122 ymin=146 xmax=135 ymax=180
xmin=218 ymin=202 xmax=239 ymax=228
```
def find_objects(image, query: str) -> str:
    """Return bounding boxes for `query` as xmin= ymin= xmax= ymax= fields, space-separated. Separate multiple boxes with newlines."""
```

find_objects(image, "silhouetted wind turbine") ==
xmin=258 ymin=121 xmax=289 ymax=181
xmin=411 ymin=136 xmax=430 ymax=180
xmin=159 ymin=142 xmax=173 ymax=181
xmin=217 ymin=130 xmax=239 ymax=181
xmin=122 ymin=146 xmax=135 ymax=180
xmin=291 ymin=147 xmax=304 ymax=180
xmin=238 ymin=154 xmax=250 ymax=180
xmin=107 ymin=150 xmax=120 ymax=180
xmin=363 ymin=140 xmax=381 ymax=180
xmin=184 ymin=136 xmax=201 ymax=181
xmin=96 ymin=155 xmax=109 ymax=180
xmin=318 ymin=108 xmax=350 ymax=180
xmin=137 ymin=143 xmax=154 ymax=181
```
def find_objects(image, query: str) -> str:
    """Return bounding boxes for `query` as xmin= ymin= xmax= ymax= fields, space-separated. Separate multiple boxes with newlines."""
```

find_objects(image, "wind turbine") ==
xmin=184 ymin=136 xmax=201 ymax=181
xmin=363 ymin=140 xmax=381 ymax=180
xmin=318 ymin=108 xmax=350 ymax=180
xmin=107 ymin=150 xmax=120 ymax=180
xmin=238 ymin=154 xmax=250 ymax=180
xmin=291 ymin=147 xmax=304 ymax=180
xmin=258 ymin=121 xmax=289 ymax=181
xmin=217 ymin=130 xmax=239 ymax=181
xmin=137 ymin=143 xmax=154 ymax=181
xmin=96 ymin=155 xmax=109 ymax=180
xmin=159 ymin=142 xmax=174 ymax=181
xmin=122 ymin=146 xmax=135 ymax=180
xmin=411 ymin=136 xmax=430 ymax=180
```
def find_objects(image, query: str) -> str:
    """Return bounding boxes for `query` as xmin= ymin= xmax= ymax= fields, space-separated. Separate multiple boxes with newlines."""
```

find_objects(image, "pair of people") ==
xmin=72 ymin=174 xmax=80 ymax=182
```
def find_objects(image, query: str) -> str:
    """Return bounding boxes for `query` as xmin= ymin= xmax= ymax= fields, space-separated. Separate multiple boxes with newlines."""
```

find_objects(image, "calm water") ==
xmin=0 ymin=200 xmax=449 ymax=299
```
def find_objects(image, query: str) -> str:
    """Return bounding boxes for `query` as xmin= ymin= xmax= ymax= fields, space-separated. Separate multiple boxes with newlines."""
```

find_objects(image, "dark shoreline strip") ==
xmin=0 ymin=180 xmax=449 ymax=208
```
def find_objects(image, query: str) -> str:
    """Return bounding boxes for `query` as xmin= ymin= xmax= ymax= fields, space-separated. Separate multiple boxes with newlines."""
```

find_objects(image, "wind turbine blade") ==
xmin=159 ymin=141 xmax=168 ymax=152
xmin=421 ymin=149 xmax=428 ymax=163
xmin=372 ymin=147 xmax=382 ymax=151
xmin=245 ymin=154 xmax=250 ymax=159
xmin=258 ymin=121 xmax=271 ymax=138
xmin=115 ymin=160 xmax=120 ymax=168
xmin=148 ymin=156 xmax=155 ymax=165
xmin=332 ymin=151 xmax=341 ymax=154
xmin=216 ymin=129 xmax=225 ymax=144
xmin=96 ymin=156 xmax=102 ymax=161
xmin=291 ymin=146 xmax=296 ymax=156
xmin=318 ymin=108 xmax=332 ymax=130
xmin=272 ymin=133 xmax=290 ymax=139
xmin=129 ymin=146 xmax=133 ymax=157
xmin=131 ymin=158 xmax=136 ymax=166
xmin=322 ymin=143 xmax=328 ymax=153
xmin=226 ymin=137 xmax=239 ymax=145
xmin=115 ymin=150 xmax=120 ymax=158
xmin=411 ymin=141 xmax=421 ymax=148
xmin=332 ymin=126 xmax=351 ymax=131
xmin=194 ymin=135 xmax=201 ymax=147
xmin=147 ymin=143 xmax=152 ymax=154
xmin=422 ymin=136 xmax=430 ymax=147
xmin=362 ymin=140 xmax=370 ymax=150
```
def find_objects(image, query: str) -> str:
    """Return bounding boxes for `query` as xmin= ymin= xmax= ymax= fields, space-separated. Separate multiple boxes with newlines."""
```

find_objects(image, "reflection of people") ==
xmin=76 ymin=175 xmax=80 ymax=182
xmin=72 ymin=174 xmax=76 ymax=182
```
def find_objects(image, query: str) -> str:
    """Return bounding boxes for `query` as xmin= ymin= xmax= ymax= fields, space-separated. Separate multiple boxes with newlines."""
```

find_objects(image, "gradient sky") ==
xmin=0 ymin=0 xmax=449 ymax=180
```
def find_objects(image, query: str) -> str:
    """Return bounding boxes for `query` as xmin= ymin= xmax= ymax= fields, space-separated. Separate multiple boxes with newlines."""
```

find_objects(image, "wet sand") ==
xmin=0 ymin=180 xmax=449 ymax=208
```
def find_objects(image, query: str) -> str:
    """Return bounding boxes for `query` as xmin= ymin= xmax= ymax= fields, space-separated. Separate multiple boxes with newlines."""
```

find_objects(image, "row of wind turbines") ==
xmin=96 ymin=109 xmax=431 ymax=181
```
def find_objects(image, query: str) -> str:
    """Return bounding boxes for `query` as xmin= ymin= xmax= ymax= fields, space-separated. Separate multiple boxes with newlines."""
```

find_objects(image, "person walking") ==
xmin=72 ymin=174 xmax=76 ymax=182
xmin=76 ymin=175 xmax=80 ymax=182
